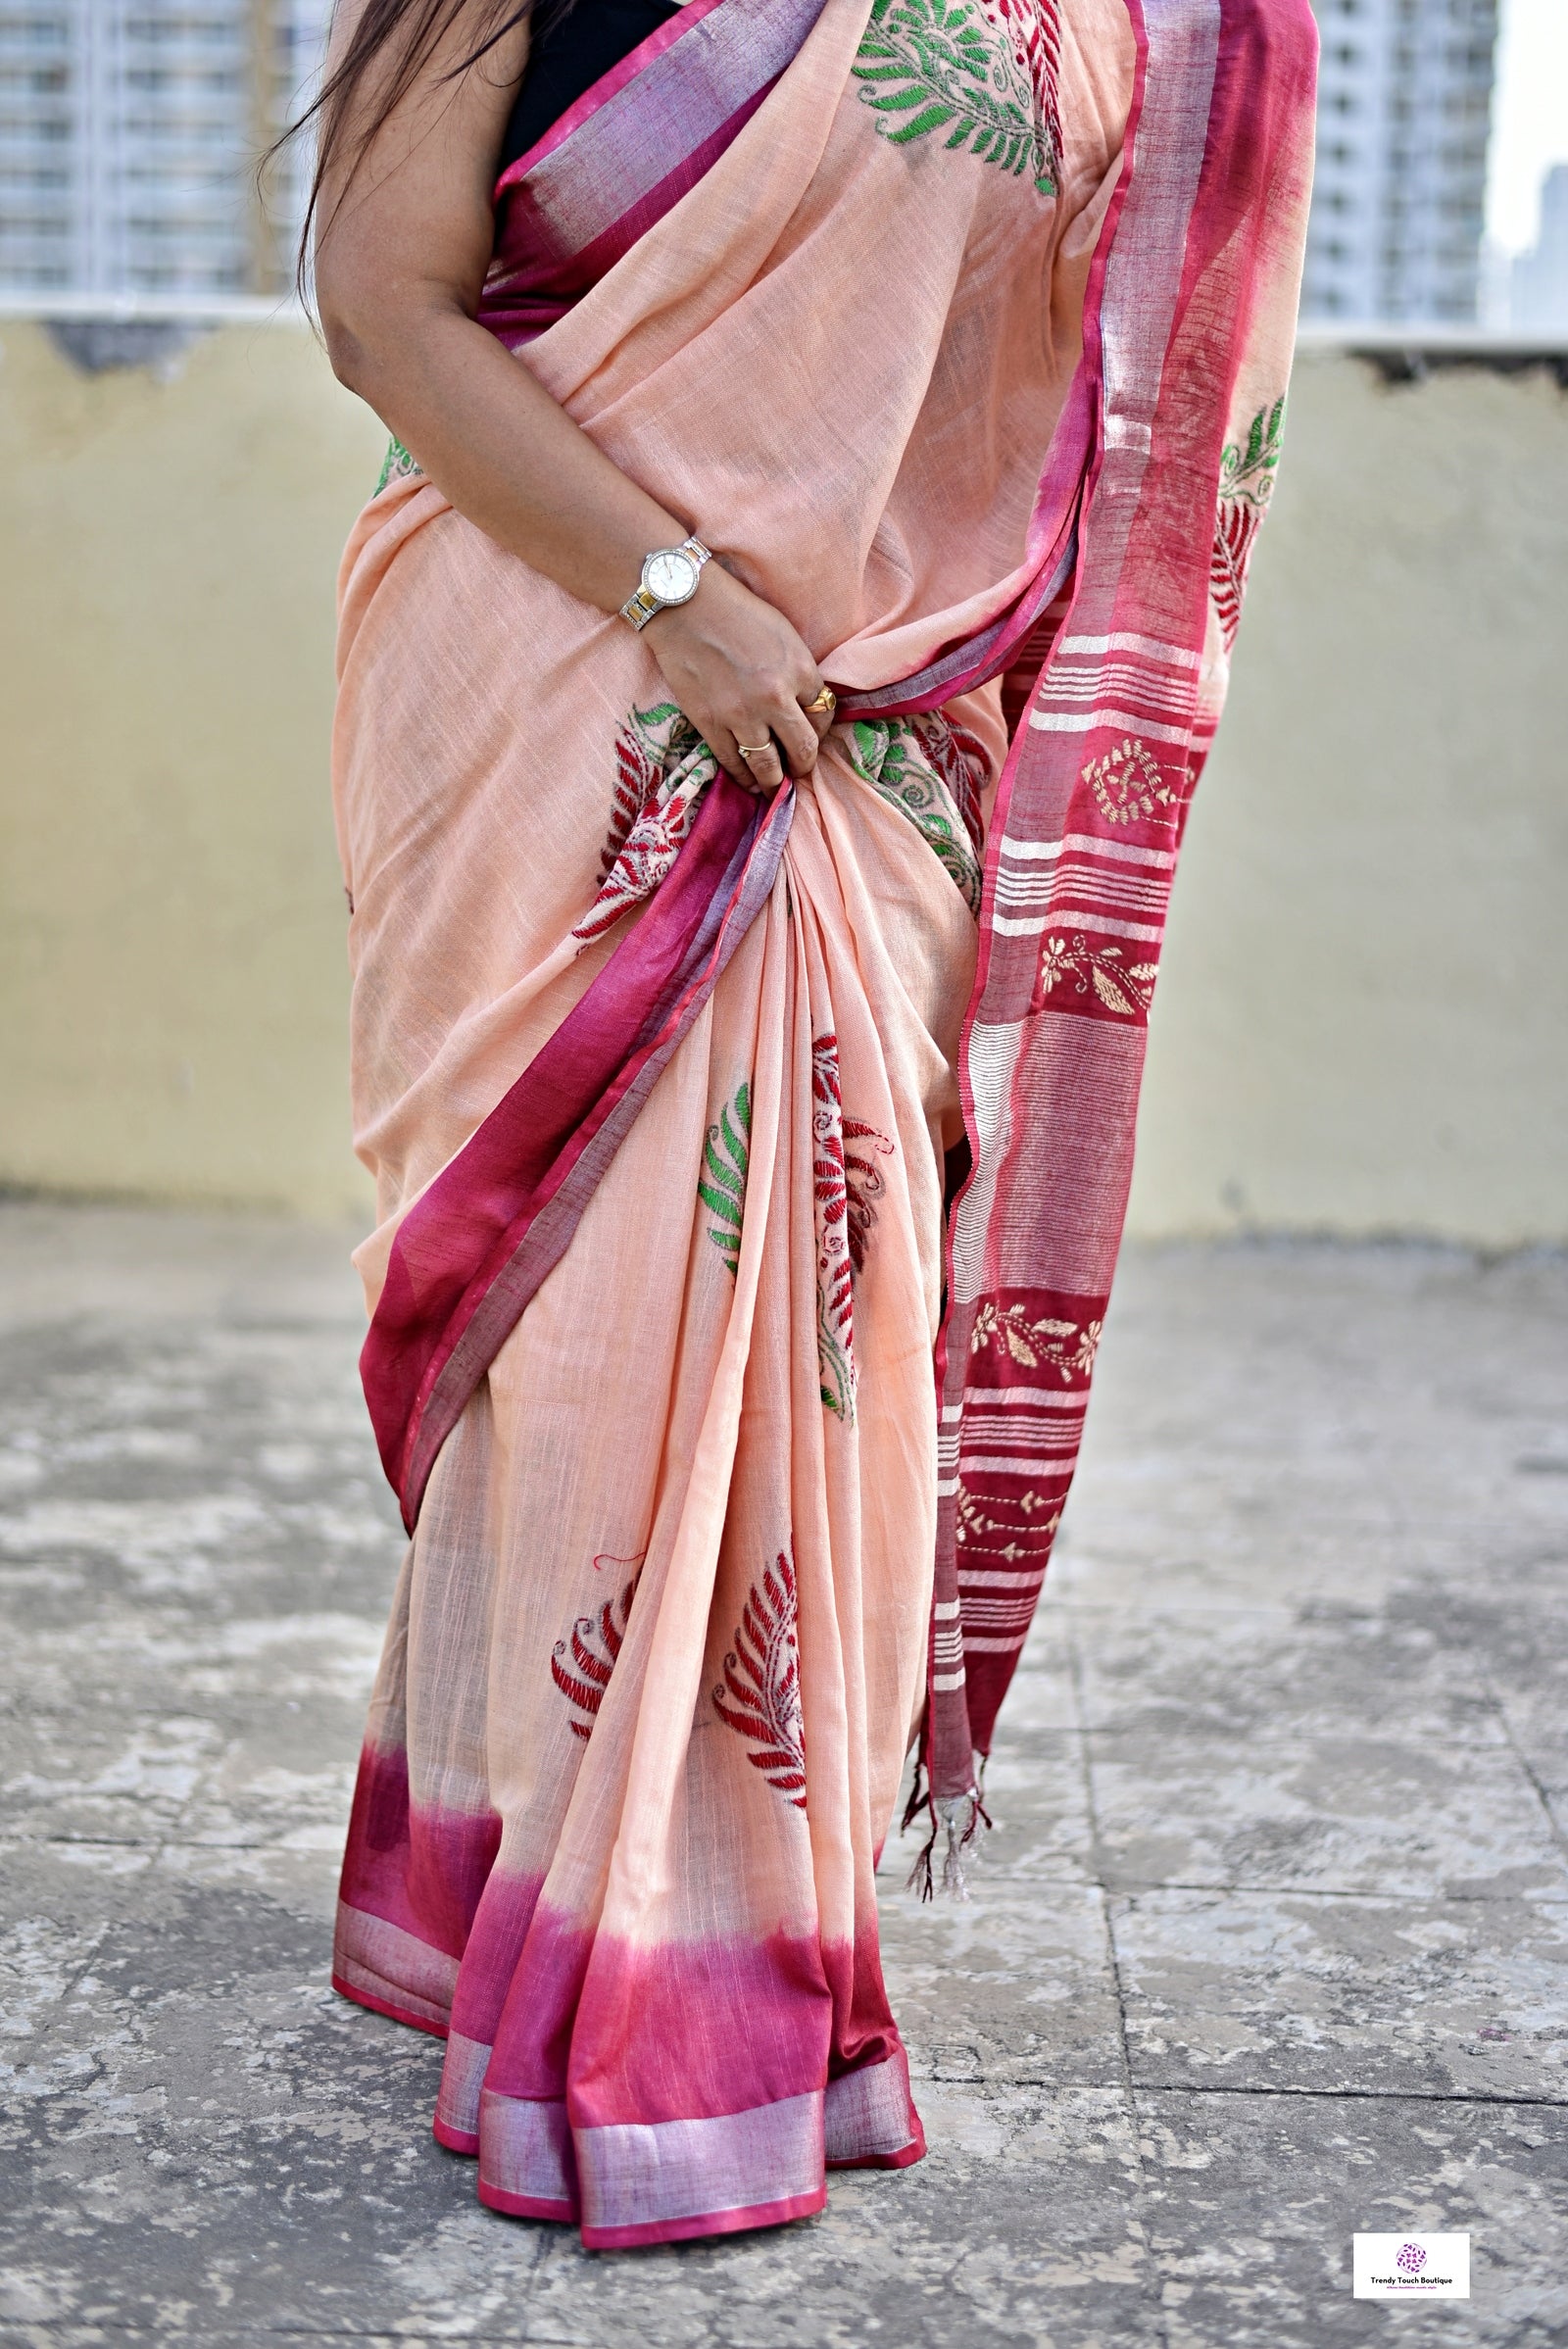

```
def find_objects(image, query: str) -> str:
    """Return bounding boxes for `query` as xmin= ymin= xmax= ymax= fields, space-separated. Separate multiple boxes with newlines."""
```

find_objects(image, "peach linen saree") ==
xmin=330 ymin=0 xmax=1316 ymax=2247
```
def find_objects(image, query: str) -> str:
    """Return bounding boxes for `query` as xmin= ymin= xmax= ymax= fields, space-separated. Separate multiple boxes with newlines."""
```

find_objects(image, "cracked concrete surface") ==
xmin=0 ymin=1204 xmax=1564 ymax=2346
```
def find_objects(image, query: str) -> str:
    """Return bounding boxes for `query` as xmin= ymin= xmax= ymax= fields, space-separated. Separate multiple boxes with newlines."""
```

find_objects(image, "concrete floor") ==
xmin=0 ymin=1203 xmax=1564 ymax=2348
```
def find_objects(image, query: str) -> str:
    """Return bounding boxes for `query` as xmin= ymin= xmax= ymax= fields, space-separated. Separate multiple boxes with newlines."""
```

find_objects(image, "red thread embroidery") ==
xmin=712 ymin=1551 xmax=808 ymax=1810
xmin=552 ymin=1573 xmax=639 ymax=1739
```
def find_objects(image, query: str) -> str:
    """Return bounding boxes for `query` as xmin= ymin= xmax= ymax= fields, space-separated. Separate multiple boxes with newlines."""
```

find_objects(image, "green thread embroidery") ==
xmin=818 ymin=1322 xmax=855 ymax=1421
xmin=699 ymin=1080 xmax=752 ymax=1277
xmin=1219 ymin=396 xmax=1287 ymax=503
xmin=852 ymin=0 xmax=1059 ymax=194
xmin=375 ymin=436 xmax=423 ymax=495
xmin=846 ymin=716 xmax=985 ymax=913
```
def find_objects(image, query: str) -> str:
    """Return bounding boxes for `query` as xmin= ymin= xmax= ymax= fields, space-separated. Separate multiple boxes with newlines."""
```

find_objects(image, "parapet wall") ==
xmin=1 ymin=324 xmax=1564 ymax=1241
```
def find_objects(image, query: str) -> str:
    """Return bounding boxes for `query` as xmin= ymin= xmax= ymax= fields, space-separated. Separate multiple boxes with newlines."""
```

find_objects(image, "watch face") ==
xmin=645 ymin=549 xmax=697 ymax=605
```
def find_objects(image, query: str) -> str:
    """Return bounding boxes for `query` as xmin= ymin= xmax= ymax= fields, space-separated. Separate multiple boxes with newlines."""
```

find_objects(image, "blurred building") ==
xmin=0 ymin=0 xmax=327 ymax=299
xmin=1303 ymin=0 xmax=1498 ymax=322
xmin=1511 ymin=165 xmax=1568 ymax=331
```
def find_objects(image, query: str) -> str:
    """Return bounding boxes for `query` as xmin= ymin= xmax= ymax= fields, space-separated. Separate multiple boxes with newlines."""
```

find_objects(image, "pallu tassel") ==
xmin=903 ymin=1756 xmax=992 ymax=1902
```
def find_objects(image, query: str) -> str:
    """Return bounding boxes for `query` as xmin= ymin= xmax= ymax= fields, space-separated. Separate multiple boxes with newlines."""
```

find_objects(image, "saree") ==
xmin=330 ymin=0 xmax=1317 ymax=2248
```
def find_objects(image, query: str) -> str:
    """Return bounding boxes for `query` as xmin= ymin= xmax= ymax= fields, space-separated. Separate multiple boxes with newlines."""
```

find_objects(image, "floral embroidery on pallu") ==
xmin=698 ymin=1079 xmax=752 ymax=1277
xmin=551 ymin=1565 xmax=642 ymax=1738
xmin=572 ymin=702 xmax=719 ymax=947
xmin=812 ymin=1034 xmax=894 ymax=1421
xmin=852 ymin=0 xmax=1062 ymax=195
xmin=712 ymin=1551 xmax=807 ymax=1810
xmin=1081 ymin=736 xmax=1179 ymax=829
xmin=969 ymin=1299 xmax=1101 ymax=1380
xmin=375 ymin=436 xmax=423 ymax=495
xmin=1039 ymin=930 xmax=1157 ymax=1017
xmin=1210 ymin=397 xmax=1286 ymax=650
xmin=845 ymin=714 xmax=986 ymax=913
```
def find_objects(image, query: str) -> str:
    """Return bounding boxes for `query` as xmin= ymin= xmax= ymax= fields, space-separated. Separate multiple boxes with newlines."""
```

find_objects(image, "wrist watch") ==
xmin=620 ymin=535 xmax=711 ymax=631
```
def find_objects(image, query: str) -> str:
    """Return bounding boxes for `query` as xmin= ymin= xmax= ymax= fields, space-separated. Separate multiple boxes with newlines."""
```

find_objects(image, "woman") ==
xmin=304 ymin=0 xmax=1314 ymax=2250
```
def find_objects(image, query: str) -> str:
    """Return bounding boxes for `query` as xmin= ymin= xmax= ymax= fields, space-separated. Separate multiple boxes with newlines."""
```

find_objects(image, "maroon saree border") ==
xmin=363 ymin=774 xmax=794 ymax=1530
xmin=479 ymin=0 xmax=830 ymax=348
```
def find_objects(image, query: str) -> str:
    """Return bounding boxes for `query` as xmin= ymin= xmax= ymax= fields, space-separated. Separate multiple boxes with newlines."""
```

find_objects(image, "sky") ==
xmin=1488 ymin=0 xmax=1568 ymax=255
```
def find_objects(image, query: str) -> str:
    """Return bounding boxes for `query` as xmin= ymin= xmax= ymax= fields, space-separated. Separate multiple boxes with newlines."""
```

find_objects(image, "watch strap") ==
xmin=620 ymin=583 xmax=662 ymax=630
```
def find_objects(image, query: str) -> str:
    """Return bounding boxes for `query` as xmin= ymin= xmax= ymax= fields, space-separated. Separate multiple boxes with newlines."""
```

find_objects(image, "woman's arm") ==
xmin=313 ymin=0 xmax=825 ymax=794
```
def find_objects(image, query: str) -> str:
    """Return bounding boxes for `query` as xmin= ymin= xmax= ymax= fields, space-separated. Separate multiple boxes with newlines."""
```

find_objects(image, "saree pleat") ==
xmin=335 ymin=744 xmax=979 ymax=2237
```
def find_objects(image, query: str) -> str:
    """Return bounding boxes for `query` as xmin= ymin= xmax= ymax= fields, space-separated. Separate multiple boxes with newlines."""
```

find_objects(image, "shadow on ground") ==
xmin=1 ymin=1205 xmax=1565 ymax=2347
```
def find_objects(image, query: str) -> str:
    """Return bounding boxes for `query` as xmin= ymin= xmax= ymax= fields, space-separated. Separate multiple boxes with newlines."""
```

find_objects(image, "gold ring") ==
xmin=736 ymin=741 xmax=773 ymax=760
xmin=805 ymin=687 xmax=836 ymax=715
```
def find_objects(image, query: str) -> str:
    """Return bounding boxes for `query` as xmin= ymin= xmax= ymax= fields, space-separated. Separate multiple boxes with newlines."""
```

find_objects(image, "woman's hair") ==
xmin=272 ymin=0 xmax=562 ymax=293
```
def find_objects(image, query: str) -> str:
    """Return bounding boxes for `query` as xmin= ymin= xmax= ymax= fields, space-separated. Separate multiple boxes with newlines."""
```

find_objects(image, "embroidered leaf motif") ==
xmin=969 ymin=1300 xmax=1101 ymax=1382
xmin=812 ymin=1035 xmax=894 ymax=1420
xmin=1210 ymin=397 xmax=1286 ymax=650
xmin=712 ymin=1550 xmax=808 ymax=1810
xmin=846 ymin=714 xmax=986 ymax=911
xmin=699 ymin=1079 xmax=752 ymax=1278
xmin=1039 ymin=931 xmax=1158 ymax=1019
xmin=956 ymin=1480 xmax=1062 ymax=1561
xmin=852 ymin=0 xmax=1061 ymax=193
xmin=1220 ymin=395 xmax=1287 ymax=499
xmin=375 ymin=436 xmax=422 ymax=495
xmin=552 ymin=1567 xmax=641 ymax=1739
xmin=573 ymin=702 xmax=718 ymax=947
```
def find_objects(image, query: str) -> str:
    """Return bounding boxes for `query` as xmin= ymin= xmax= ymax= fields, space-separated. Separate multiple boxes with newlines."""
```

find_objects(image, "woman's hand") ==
xmin=649 ymin=564 xmax=833 ymax=796
xmin=312 ymin=2 xmax=834 ymax=802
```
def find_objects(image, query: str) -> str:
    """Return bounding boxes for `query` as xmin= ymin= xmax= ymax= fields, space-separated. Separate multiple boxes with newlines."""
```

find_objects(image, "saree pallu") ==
xmin=330 ymin=0 xmax=1316 ymax=2248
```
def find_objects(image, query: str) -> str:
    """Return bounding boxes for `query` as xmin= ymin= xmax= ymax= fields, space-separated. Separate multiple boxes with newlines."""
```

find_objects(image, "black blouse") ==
xmin=498 ymin=0 xmax=681 ymax=173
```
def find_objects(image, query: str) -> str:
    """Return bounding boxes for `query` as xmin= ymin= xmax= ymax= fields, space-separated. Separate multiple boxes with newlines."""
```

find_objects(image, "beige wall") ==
xmin=1127 ymin=350 xmax=1568 ymax=1242
xmin=1 ymin=319 xmax=382 ymax=1222
xmin=3 ymin=324 xmax=1565 ymax=1240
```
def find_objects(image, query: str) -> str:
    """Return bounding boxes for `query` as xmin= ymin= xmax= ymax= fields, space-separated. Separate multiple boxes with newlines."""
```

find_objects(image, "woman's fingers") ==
xmin=733 ymin=731 xmax=785 ymax=796
xmin=803 ymin=694 xmax=835 ymax=743
xmin=767 ymin=697 xmax=822 ymax=780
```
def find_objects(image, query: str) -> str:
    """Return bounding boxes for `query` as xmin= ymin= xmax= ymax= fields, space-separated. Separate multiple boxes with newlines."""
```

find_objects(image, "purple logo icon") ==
xmin=1396 ymin=2243 xmax=1427 ymax=2276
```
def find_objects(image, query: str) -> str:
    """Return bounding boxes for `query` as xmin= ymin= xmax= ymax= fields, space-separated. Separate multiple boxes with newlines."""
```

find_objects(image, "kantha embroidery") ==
xmin=852 ymin=0 xmax=1062 ymax=194
xmin=712 ymin=1550 xmax=807 ymax=1810
xmin=699 ymin=1079 xmax=752 ymax=1278
xmin=956 ymin=1481 xmax=1062 ymax=1559
xmin=375 ymin=436 xmax=422 ymax=495
xmin=573 ymin=702 xmax=718 ymax=947
xmin=1081 ymin=736 xmax=1177 ymax=828
xmin=551 ymin=1565 xmax=642 ymax=1738
xmin=1039 ymin=931 xmax=1157 ymax=1018
xmin=969 ymin=1300 xmax=1101 ymax=1380
xmin=1211 ymin=396 xmax=1286 ymax=649
xmin=846 ymin=714 xmax=985 ymax=912
xmin=812 ymin=1034 xmax=894 ymax=1421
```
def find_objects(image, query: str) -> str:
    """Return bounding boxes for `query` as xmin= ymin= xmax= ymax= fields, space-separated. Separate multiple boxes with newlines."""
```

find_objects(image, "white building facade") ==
xmin=1303 ymin=0 xmax=1498 ymax=322
xmin=1511 ymin=165 xmax=1568 ymax=333
xmin=0 ymin=0 xmax=327 ymax=299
